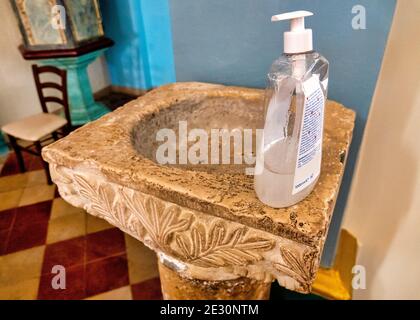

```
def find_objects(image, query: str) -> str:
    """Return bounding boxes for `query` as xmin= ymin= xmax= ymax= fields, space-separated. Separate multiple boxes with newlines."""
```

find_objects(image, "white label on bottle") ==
xmin=292 ymin=75 xmax=325 ymax=195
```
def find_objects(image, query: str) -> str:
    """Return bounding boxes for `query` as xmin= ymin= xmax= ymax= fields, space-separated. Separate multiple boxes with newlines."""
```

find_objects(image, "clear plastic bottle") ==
xmin=254 ymin=11 xmax=329 ymax=208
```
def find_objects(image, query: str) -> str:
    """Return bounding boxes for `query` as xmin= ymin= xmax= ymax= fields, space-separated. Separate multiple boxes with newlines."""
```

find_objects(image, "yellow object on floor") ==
xmin=312 ymin=229 xmax=358 ymax=300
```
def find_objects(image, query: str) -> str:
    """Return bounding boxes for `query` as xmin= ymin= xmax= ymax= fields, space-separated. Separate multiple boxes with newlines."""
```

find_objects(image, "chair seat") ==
xmin=2 ymin=113 xmax=67 ymax=142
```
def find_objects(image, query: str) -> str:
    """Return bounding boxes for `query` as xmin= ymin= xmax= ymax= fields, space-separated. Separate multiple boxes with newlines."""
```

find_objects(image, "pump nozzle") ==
xmin=271 ymin=10 xmax=313 ymax=54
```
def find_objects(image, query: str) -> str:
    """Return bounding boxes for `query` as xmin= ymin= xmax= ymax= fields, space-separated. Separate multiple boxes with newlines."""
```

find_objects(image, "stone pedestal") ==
xmin=158 ymin=260 xmax=271 ymax=300
xmin=39 ymin=50 xmax=109 ymax=125
xmin=42 ymin=82 xmax=355 ymax=299
xmin=19 ymin=38 xmax=113 ymax=126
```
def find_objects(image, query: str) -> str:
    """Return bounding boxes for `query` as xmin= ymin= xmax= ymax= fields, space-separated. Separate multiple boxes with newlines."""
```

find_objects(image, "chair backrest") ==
xmin=32 ymin=64 xmax=71 ymax=127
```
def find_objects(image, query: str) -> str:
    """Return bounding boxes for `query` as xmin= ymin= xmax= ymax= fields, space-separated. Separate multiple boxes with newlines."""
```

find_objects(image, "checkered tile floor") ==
xmin=0 ymin=152 xmax=162 ymax=300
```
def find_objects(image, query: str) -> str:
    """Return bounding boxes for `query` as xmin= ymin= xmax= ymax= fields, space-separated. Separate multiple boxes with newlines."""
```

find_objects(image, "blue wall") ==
xmin=169 ymin=0 xmax=396 ymax=267
xmin=100 ymin=0 xmax=175 ymax=89
xmin=100 ymin=0 xmax=396 ymax=267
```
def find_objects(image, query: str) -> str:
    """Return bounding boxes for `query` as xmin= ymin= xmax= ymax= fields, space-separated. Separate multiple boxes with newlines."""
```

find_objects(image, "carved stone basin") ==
xmin=42 ymin=82 xmax=355 ymax=298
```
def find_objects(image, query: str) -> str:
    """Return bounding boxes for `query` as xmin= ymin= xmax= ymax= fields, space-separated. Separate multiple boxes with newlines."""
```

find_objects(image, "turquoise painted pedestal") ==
xmin=40 ymin=50 xmax=109 ymax=126
xmin=0 ymin=133 xmax=9 ymax=155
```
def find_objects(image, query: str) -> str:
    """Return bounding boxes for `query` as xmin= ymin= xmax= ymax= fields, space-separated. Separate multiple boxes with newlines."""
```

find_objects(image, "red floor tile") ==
xmin=0 ymin=208 xmax=15 ymax=231
xmin=131 ymin=277 xmax=162 ymax=300
xmin=2 ymin=201 xmax=51 ymax=254
xmin=0 ymin=229 xmax=9 ymax=255
xmin=0 ymin=153 xmax=20 ymax=177
xmin=5 ymin=220 xmax=49 ymax=254
xmin=38 ymin=264 xmax=86 ymax=300
xmin=0 ymin=152 xmax=45 ymax=177
xmin=42 ymin=236 xmax=86 ymax=275
xmin=26 ymin=155 xmax=45 ymax=171
xmin=85 ymin=254 xmax=129 ymax=297
xmin=86 ymin=228 xmax=126 ymax=262
xmin=0 ymin=210 xmax=14 ymax=256
xmin=14 ymin=201 xmax=52 ymax=227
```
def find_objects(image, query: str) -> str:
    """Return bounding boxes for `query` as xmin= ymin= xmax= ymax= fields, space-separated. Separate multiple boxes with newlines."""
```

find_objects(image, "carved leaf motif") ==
xmin=174 ymin=221 xmax=274 ymax=268
xmin=120 ymin=191 xmax=191 ymax=249
xmin=113 ymin=195 xmax=136 ymax=232
xmin=53 ymin=165 xmax=316 ymax=291
xmin=59 ymin=168 xmax=276 ymax=272
xmin=71 ymin=174 xmax=192 ymax=246
xmin=274 ymin=247 xmax=317 ymax=292
xmin=73 ymin=174 xmax=114 ymax=219
xmin=71 ymin=175 xmax=136 ymax=232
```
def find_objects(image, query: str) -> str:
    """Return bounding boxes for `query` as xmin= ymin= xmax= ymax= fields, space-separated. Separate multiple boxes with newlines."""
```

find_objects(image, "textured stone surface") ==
xmin=158 ymin=260 xmax=271 ymax=300
xmin=42 ymin=82 xmax=355 ymax=294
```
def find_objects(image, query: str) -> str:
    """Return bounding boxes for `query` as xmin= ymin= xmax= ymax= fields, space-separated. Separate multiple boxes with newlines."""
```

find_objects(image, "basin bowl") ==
xmin=132 ymin=83 xmax=263 ymax=174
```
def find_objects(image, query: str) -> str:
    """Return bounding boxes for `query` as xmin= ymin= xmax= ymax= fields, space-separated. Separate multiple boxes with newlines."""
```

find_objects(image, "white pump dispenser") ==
xmin=254 ymin=10 xmax=329 ymax=208
xmin=271 ymin=10 xmax=313 ymax=54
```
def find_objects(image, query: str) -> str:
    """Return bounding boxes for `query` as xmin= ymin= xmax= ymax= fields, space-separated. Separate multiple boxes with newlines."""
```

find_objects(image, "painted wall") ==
xmin=0 ymin=0 xmax=109 ymax=128
xmin=169 ymin=0 xmax=396 ymax=266
xmin=100 ymin=0 xmax=175 ymax=90
xmin=343 ymin=0 xmax=420 ymax=299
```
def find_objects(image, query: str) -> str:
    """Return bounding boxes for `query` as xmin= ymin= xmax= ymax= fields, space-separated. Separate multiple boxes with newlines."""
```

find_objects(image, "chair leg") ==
xmin=64 ymin=123 xmax=72 ymax=136
xmin=52 ymin=131 xmax=59 ymax=141
xmin=7 ymin=135 xmax=26 ymax=173
xmin=35 ymin=141 xmax=52 ymax=185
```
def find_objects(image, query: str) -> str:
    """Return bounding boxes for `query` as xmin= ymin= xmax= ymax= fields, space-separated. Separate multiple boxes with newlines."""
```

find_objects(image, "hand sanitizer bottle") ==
xmin=254 ymin=11 xmax=329 ymax=208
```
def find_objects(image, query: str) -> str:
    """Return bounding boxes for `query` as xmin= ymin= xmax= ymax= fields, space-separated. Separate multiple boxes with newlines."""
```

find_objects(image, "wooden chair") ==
xmin=1 ymin=65 xmax=72 ymax=185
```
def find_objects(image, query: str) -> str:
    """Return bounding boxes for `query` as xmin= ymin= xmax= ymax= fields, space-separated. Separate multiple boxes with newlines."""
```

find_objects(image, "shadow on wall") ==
xmin=100 ymin=0 xmax=176 ymax=89
xmin=344 ymin=0 xmax=420 ymax=298
xmin=359 ymin=82 xmax=418 ymax=298
xmin=100 ymin=0 xmax=149 ymax=89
